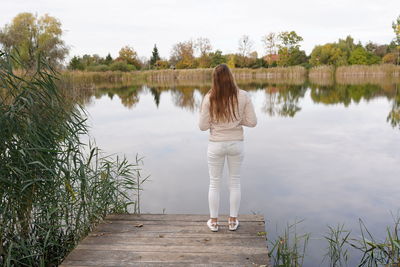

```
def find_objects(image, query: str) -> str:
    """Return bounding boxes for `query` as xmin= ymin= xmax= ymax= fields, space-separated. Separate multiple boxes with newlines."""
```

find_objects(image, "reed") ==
xmin=336 ymin=64 xmax=400 ymax=78
xmin=268 ymin=219 xmax=310 ymax=267
xmin=0 ymin=52 xmax=145 ymax=266
xmin=323 ymin=224 xmax=351 ymax=267
xmin=348 ymin=218 xmax=400 ymax=266
xmin=266 ymin=216 xmax=400 ymax=267
xmin=62 ymin=66 xmax=307 ymax=87
xmin=309 ymin=65 xmax=335 ymax=86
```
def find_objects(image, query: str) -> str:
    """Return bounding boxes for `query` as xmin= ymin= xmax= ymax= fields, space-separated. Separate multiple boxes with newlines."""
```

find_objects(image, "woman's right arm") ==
xmin=199 ymin=95 xmax=211 ymax=131
xmin=241 ymin=93 xmax=257 ymax=127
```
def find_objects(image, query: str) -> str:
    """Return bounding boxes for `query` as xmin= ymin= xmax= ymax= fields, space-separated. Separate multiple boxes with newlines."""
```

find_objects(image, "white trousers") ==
xmin=207 ymin=140 xmax=244 ymax=218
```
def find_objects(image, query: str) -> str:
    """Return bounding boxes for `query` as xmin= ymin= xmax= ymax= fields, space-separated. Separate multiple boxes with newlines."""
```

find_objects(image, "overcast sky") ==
xmin=2 ymin=0 xmax=400 ymax=61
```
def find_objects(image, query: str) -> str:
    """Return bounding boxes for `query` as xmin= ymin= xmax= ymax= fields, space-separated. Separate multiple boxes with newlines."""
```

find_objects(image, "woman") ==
xmin=199 ymin=64 xmax=257 ymax=232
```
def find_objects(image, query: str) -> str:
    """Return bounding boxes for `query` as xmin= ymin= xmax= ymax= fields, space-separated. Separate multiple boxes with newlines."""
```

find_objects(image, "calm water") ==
xmin=82 ymin=81 xmax=399 ymax=265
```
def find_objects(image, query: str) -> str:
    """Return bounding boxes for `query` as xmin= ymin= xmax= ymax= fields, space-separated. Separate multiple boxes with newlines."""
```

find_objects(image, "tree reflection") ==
xmin=309 ymin=83 xmax=386 ymax=106
xmin=96 ymin=85 xmax=142 ymax=109
xmin=263 ymin=84 xmax=307 ymax=117
xmin=387 ymin=85 xmax=400 ymax=128
xmin=171 ymin=86 xmax=198 ymax=112
xmin=148 ymin=87 xmax=161 ymax=107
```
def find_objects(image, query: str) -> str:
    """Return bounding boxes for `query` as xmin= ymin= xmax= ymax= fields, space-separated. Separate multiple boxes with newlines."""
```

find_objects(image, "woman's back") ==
xmin=199 ymin=88 xmax=257 ymax=141
xmin=199 ymin=63 xmax=257 ymax=232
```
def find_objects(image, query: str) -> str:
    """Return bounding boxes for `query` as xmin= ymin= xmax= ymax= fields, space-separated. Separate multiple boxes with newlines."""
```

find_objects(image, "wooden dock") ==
xmin=60 ymin=214 xmax=270 ymax=267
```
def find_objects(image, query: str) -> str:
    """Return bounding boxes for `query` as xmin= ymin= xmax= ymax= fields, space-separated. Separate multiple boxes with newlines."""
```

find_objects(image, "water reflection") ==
xmin=70 ymin=80 xmax=400 ymax=129
xmin=263 ymin=84 xmax=307 ymax=117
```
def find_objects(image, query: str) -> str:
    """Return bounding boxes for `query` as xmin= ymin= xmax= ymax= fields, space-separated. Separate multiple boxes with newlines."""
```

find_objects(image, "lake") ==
xmin=78 ymin=80 xmax=399 ymax=266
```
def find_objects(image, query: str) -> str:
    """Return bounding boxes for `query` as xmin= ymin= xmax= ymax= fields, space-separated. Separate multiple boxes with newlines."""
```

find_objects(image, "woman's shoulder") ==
xmin=237 ymin=88 xmax=250 ymax=100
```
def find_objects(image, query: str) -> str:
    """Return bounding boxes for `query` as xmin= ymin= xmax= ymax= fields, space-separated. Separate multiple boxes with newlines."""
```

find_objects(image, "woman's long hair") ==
xmin=209 ymin=64 xmax=238 ymax=123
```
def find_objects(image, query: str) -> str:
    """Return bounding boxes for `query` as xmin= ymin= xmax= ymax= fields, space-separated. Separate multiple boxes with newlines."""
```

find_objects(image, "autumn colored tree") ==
xmin=170 ymin=40 xmax=196 ymax=69
xmin=195 ymin=37 xmax=212 ymax=68
xmin=310 ymin=43 xmax=347 ymax=66
xmin=154 ymin=60 xmax=169 ymax=69
xmin=392 ymin=15 xmax=400 ymax=64
xmin=0 ymin=12 xmax=68 ymax=68
xmin=117 ymin=45 xmax=141 ymax=69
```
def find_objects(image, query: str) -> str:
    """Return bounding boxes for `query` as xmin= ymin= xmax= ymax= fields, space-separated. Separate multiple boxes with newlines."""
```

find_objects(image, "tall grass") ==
xmin=63 ymin=66 xmax=307 ymax=87
xmin=268 ymin=220 xmax=310 ymax=267
xmin=267 ymin=217 xmax=400 ymax=267
xmin=336 ymin=64 xmax=400 ymax=78
xmin=323 ymin=224 xmax=350 ymax=267
xmin=0 ymin=52 xmax=145 ymax=266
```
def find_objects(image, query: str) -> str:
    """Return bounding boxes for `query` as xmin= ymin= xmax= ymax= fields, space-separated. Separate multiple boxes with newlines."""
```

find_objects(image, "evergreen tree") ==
xmin=105 ymin=53 xmax=113 ymax=65
xmin=150 ymin=44 xmax=161 ymax=67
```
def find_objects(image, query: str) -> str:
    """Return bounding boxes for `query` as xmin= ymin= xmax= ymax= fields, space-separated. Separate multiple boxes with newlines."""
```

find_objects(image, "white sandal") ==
xmin=228 ymin=219 xmax=239 ymax=231
xmin=207 ymin=219 xmax=219 ymax=232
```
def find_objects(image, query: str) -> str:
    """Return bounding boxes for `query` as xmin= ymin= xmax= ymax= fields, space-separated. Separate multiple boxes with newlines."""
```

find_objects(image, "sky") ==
xmin=2 ymin=0 xmax=400 ymax=62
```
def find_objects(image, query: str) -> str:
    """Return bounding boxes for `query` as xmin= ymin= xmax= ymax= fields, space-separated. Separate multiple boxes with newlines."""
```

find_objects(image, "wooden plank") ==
xmin=74 ymin=244 xmax=268 ymax=254
xmin=59 ymin=214 xmax=270 ymax=267
xmin=102 ymin=219 xmax=266 ymax=226
xmin=92 ymin=222 xmax=265 ymax=234
xmin=105 ymin=213 xmax=265 ymax=222
xmin=60 ymin=250 xmax=269 ymax=266
xmin=80 ymin=235 xmax=267 ymax=247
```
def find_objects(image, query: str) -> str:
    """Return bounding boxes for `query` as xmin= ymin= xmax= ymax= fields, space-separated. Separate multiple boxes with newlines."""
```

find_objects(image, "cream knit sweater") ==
xmin=199 ymin=89 xmax=257 ymax=141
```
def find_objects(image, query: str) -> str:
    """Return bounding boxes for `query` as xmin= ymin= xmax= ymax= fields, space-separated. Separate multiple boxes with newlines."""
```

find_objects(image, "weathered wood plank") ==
xmin=59 ymin=214 xmax=270 ymax=267
xmin=80 ymin=235 xmax=267 ymax=247
xmin=102 ymin=219 xmax=265 ymax=226
xmin=61 ymin=250 xmax=268 ymax=266
xmin=92 ymin=222 xmax=265 ymax=234
xmin=105 ymin=213 xmax=265 ymax=222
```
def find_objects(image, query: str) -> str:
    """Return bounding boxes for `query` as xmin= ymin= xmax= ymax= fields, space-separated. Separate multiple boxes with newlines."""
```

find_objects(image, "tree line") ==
xmin=1 ymin=12 xmax=399 ymax=71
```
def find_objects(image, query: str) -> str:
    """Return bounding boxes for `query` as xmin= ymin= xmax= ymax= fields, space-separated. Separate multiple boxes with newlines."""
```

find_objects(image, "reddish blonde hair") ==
xmin=209 ymin=64 xmax=238 ymax=123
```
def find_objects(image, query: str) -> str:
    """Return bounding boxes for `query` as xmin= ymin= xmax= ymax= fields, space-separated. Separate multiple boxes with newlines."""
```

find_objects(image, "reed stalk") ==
xmin=0 ymin=51 xmax=146 ymax=266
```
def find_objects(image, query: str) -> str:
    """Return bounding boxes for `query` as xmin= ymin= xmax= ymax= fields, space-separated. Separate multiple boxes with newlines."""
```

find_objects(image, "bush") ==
xmin=86 ymin=64 xmax=110 ymax=72
xmin=110 ymin=61 xmax=136 ymax=72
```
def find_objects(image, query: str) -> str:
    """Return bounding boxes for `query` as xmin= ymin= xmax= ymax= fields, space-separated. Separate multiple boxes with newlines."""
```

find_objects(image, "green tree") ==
xmin=309 ymin=36 xmax=357 ymax=66
xmin=105 ymin=53 xmax=113 ymax=65
xmin=0 ymin=12 xmax=68 ymax=68
xmin=348 ymin=47 xmax=380 ymax=65
xmin=68 ymin=56 xmax=84 ymax=70
xmin=150 ymin=44 xmax=161 ymax=68
xmin=277 ymin=31 xmax=306 ymax=66
xmin=278 ymin=31 xmax=303 ymax=49
xmin=209 ymin=50 xmax=227 ymax=67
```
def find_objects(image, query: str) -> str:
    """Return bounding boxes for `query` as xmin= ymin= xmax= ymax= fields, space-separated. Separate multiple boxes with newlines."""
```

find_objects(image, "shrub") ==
xmin=110 ymin=61 xmax=136 ymax=72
